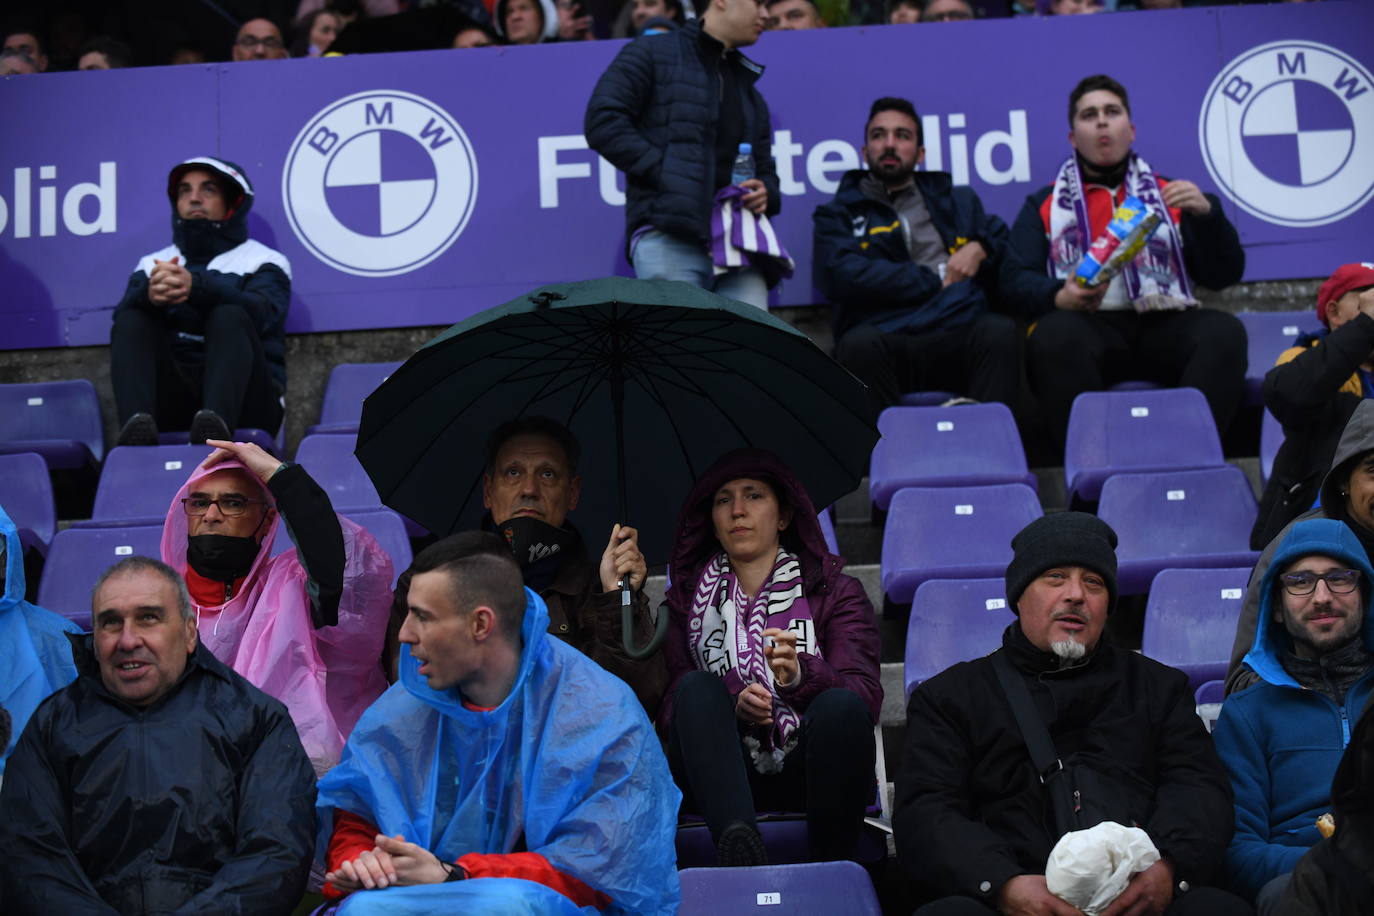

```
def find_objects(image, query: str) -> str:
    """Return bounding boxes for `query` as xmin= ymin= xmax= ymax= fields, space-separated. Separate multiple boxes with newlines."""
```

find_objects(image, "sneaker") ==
xmin=190 ymin=409 xmax=232 ymax=445
xmin=715 ymin=820 xmax=768 ymax=868
xmin=116 ymin=413 xmax=159 ymax=447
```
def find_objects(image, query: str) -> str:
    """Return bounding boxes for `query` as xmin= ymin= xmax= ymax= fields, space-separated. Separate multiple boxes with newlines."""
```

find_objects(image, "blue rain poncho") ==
xmin=316 ymin=587 xmax=680 ymax=915
xmin=0 ymin=504 xmax=79 ymax=773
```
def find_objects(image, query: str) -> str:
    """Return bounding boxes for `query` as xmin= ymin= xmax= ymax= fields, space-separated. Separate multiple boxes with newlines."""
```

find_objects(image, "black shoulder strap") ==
xmin=991 ymin=651 xmax=1073 ymax=822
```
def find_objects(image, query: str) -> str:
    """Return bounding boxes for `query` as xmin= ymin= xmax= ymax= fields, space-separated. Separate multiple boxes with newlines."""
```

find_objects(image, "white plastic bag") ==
xmin=1046 ymin=821 xmax=1161 ymax=915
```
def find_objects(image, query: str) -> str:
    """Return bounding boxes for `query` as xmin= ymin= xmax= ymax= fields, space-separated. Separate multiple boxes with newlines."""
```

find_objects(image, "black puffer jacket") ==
xmin=896 ymin=623 xmax=1233 ymax=905
xmin=584 ymin=20 xmax=780 ymax=252
xmin=0 ymin=635 xmax=316 ymax=915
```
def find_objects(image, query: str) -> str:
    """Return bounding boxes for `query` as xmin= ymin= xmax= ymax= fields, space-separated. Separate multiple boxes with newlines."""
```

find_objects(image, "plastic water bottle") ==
xmin=731 ymin=142 xmax=754 ymax=187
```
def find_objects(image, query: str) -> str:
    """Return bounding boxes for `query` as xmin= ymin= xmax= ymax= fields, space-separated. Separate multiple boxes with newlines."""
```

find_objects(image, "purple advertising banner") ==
xmin=1 ymin=2 xmax=1370 ymax=351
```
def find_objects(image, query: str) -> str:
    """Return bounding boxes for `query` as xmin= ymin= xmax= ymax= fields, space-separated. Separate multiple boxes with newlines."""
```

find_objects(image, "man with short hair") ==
xmin=813 ymin=96 xmax=1019 ymax=412
xmin=0 ymin=48 xmax=37 ymax=75
xmin=586 ymin=0 xmax=780 ymax=309
xmin=1001 ymin=73 xmax=1247 ymax=454
xmin=160 ymin=439 xmax=394 ymax=772
xmin=896 ymin=512 xmax=1250 ymax=915
xmin=2 ymin=28 xmax=47 ymax=71
xmin=0 ymin=556 xmax=316 ymax=913
xmin=317 ymin=532 xmax=680 ymax=913
xmin=1253 ymin=263 xmax=1374 ymax=549
xmin=482 ymin=417 xmax=667 ymax=712
xmin=765 ymin=0 xmax=826 ymax=29
xmin=920 ymin=0 xmax=974 ymax=21
xmin=889 ymin=0 xmax=922 ymax=23
xmin=628 ymin=0 xmax=683 ymax=34
xmin=77 ymin=35 xmax=132 ymax=69
xmin=232 ymin=17 xmax=288 ymax=60
xmin=1215 ymin=518 xmax=1374 ymax=915
xmin=111 ymin=157 xmax=289 ymax=446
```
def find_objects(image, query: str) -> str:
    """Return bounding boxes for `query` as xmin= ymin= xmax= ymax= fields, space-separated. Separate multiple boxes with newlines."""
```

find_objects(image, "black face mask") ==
xmin=496 ymin=516 xmax=579 ymax=592
xmin=186 ymin=534 xmax=261 ymax=584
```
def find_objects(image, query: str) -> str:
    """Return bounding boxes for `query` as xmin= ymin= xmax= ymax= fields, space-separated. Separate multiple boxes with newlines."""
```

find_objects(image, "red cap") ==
xmin=1317 ymin=262 xmax=1374 ymax=327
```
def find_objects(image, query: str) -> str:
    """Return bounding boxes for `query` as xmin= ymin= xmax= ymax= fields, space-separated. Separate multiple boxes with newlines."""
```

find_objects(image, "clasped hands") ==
xmin=325 ymin=834 xmax=453 ymax=892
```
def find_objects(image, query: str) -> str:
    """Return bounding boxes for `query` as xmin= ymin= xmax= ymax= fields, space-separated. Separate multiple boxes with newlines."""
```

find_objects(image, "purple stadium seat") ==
xmin=818 ymin=508 xmax=839 ymax=555
xmin=896 ymin=390 xmax=956 ymax=407
xmin=0 ymin=379 xmax=104 ymax=470
xmin=1099 ymin=467 xmax=1260 ymax=594
xmin=307 ymin=361 xmax=405 ymax=436
xmin=1142 ymin=566 xmax=1252 ymax=690
xmin=79 ymin=444 xmax=214 ymax=527
xmin=869 ymin=404 xmax=1036 ymax=511
xmin=1064 ymin=387 xmax=1225 ymax=505
xmin=156 ymin=428 xmax=279 ymax=455
xmin=1106 ymin=380 xmax=1163 ymax=392
xmin=37 ymin=524 xmax=165 ymax=629
xmin=1195 ymin=679 xmax=1225 ymax=705
xmin=0 ymin=452 xmax=57 ymax=553
xmin=904 ymin=578 xmax=1016 ymax=700
xmin=881 ymin=484 xmax=1042 ymax=604
xmin=273 ymin=506 xmax=411 ymax=584
xmin=679 ymin=861 xmax=882 ymax=915
xmin=675 ymin=818 xmax=887 ymax=870
xmin=293 ymin=434 xmax=382 ymax=511
xmin=1239 ymin=310 xmax=1318 ymax=407
xmin=1260 ymin=408 xmax=1282 ymax=484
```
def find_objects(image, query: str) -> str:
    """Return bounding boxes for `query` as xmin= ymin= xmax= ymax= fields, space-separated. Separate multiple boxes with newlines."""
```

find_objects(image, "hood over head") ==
xmin=1320 ymin=400 xmax=1374 ymax=535
xmin=1247 ymin=517 xmax=1374 ymax=687
xmin=161 ymin=457 xmax=279 ymax=593
xmin=0 ymin=503 xmax=24 ymax=613
xmin=167 ymin=156 xmax=254 ymax=262
xmin=493 ymin=0 xmax=558 ymax=41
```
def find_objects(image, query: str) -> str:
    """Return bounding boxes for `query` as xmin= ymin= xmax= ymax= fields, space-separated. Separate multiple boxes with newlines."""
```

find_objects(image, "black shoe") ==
xmin=116 ymin=413 xmax=159 ymax=447
xmin=716 ymin=820 xmax=768 ymax=868
xmin=190 ymin=409 xmax=231 ymax=445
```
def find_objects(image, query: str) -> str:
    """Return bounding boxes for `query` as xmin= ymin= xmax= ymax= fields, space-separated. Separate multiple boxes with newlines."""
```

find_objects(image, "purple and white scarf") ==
xmin=1047 ymin=153 xmax=1197 ymax=312
xmin=688 ymin=547 xmax=820 ymax=773
xmin=710 ymin=185 xmax=795 ymax=280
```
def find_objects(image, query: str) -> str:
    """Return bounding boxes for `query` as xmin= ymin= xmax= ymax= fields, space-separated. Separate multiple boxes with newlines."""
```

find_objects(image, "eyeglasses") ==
xmin=235 ymin=35 xmax=284 ymax=50
xmin=1280 ymin=569 xmax=1362 ymax=597
xmin=181 ymin=495 xmax=266 ymax=517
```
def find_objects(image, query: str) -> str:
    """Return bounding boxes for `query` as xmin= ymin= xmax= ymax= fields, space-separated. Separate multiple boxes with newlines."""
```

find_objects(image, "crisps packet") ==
xmin=1075 ymin=196 xmax=1162 ymax=289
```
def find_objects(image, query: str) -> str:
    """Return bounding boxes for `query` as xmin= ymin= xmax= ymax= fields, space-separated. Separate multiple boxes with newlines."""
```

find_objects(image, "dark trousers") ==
xmin=1025 ymin=307 xmax=1247 ymax=453
xmin=667 ymin=670 xmax=875 ymax=861
xmin=111 ymin=304 xmax=283 ymax=432
xmin=915 ymin=886 xmax=1255 ymax=915
xmin=834 ymin=313 xmax=1024 ymax=412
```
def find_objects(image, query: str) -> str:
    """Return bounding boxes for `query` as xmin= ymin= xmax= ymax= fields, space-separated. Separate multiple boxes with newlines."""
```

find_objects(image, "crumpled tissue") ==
xmin=1046 ymin=821 xmax=1160 ymax=915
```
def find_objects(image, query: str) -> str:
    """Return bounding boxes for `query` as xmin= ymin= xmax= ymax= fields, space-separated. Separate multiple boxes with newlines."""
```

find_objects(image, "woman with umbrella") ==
xmin=658 ymin=448 xmax=882 ymax=865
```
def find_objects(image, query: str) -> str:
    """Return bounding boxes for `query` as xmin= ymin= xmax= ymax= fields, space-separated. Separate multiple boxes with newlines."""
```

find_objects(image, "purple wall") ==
xmin=1 ymin=2 xmax=1370 ymax=350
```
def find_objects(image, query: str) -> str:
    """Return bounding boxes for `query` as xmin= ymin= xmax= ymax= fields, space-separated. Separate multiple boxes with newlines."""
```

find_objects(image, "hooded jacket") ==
xmin=0 ymin=504 xmax=79 ymax=775
xmin=1227 ymin=399 xmax=1374 ymax=695
xmin=0 ymin=632 xmax=316 ymax=914
xmin=494 ymin=0 xmax=558 ymax=41
xmin=316 ymin=588 xmax=681 ymax=915
xmin=162 ymin=457 xmax=394 ymax=772
xmin=896 ymin=622 xmax=1234 ymax=905
xmin=1213 ymin=519 xmax=1374 ymax=900
xmin=659 ymin=448 xmax=882 ymax=731
xmin=1253 ymin=313 xmax=1374 ymax=550
xmin=114 ymin=157 xmax=291 ymax=389
xmin=812 ymin=169 xmax=1010 ymax=339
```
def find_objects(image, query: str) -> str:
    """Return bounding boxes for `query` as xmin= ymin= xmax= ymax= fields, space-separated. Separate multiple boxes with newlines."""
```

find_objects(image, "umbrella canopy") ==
xmin=356 ymin=277 xmax=878 ymax=565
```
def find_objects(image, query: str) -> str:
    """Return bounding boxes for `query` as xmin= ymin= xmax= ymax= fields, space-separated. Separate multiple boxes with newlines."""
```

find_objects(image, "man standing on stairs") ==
xmin=111 ymin=157 xmax=290 ymax=446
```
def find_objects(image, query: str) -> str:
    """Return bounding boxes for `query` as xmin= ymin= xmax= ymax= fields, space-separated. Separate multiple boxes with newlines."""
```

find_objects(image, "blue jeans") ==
xmin=631 ymin=228 xmax=769 ymax=309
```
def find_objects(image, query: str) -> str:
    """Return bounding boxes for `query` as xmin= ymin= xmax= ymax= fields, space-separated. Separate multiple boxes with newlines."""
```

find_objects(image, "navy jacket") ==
xmin=812 ymin=169 xmax=1008 ymax=338
xmin=585 ymin=21 xmax=780 ymax=251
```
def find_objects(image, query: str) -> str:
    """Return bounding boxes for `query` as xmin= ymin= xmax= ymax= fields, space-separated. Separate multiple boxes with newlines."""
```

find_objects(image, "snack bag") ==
xmin=1075 ymin=196 xmax=1162 ymax=289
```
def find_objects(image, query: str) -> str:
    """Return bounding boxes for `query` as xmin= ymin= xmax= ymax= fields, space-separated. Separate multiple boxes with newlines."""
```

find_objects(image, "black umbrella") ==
xmin=357 ymin=278 xmax=879 ymax=650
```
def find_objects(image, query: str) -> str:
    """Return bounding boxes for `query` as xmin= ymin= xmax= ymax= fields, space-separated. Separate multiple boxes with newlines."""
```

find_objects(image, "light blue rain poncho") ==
xmin=316 ymin=587 xmax=680 ymax=915
xmin=0 ymin=504 xmax=80 ymax=773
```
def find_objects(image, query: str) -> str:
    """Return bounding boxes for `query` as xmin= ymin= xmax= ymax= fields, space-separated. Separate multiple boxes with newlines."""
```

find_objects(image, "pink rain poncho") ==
xmin=162 ymin=458 xmax=393 ymax=772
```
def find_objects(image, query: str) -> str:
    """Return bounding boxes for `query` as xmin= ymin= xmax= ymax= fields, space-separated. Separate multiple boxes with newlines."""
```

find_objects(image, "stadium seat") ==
xmin=1195 ymin=679 xmax=1225 ymax=705
xmin=1142 ymin=566 xmax=1252 ymax=690
xmin=293 ymin=433 xmax=382 ymax=511
xmin=869 ymin=404 xmax=1035 ymax=511
xmin=0 ymin=451 xmax=57 ymax=553
xmin=1260 ymin=408 xmax=1282 ymax=484
xmin=904 ymin=578 xmax=1016 ymax=701
xmin=896 ymin=391 xmax=955 ymax=407
xmin=81 ymin=444 xmax=214 ymax=527
xmin=157 ymin=428 xmax=279 ymax=455
xmin=0 ymin=379 xmax=104 ymax=470
xmin=881 ymin=484 xmax=1042 ymax=604
xmin=818 ymin=508 xmax=839 ymax=555
xmin=273 ymin=506 xmax=412 ymax=584
xmin=38 ymin=524 xmax=164 ymax=629
xmin=1063 ymin=387 xmax=1225 ymax=505
xmin=307 ymin=361 xmax=404 ymax=436
xmin=1098 ymin=467 xmax=1260 ymax=594
xmin=678 ymin=861 xmax=882 ymax=915
xmin=1107 ymin=380 xmax=1162 ymax=392
xmin=1239 ymin=310 xmax=1318 ymax=407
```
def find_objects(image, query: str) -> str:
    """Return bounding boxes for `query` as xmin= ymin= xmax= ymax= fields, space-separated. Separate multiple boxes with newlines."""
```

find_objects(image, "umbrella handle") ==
xmin=619 ymin=578 xmax=669 ymax=660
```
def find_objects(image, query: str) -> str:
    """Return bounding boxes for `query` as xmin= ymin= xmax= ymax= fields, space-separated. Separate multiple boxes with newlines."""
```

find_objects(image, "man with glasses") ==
xmin=159 ymin=439 xmax=393 ymax=773
xmin=232 ymin=18 xmax=288 ymax=61
xmin=1215 ymin=517 xmax=1374 ymax=916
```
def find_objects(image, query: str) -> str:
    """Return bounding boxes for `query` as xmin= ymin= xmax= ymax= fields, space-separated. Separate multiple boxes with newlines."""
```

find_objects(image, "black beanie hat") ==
xmin=1005 ymin=512 xmax=1119 ymax=613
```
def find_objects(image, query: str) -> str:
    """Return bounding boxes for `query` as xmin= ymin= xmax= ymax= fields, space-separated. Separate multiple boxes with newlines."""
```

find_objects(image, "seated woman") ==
xmin=660 ymin=448 xmax=882 ymax=865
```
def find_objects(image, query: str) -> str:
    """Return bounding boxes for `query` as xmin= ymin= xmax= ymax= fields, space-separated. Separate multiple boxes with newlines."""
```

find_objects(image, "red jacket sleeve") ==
xmin=457 ymin=852 xmax=612 ymax=909
xmin=322 ymin=810 xmax=380 ymax=900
